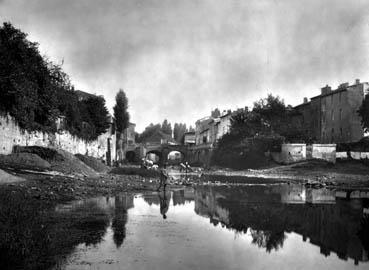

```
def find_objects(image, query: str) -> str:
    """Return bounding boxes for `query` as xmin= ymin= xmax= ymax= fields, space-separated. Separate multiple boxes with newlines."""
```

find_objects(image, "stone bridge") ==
xmin=143 ymin=143 xmax=214 ymax=166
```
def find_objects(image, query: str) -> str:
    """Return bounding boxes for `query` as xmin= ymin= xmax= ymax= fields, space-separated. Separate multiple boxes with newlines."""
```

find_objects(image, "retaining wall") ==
xmin=311 ymin=144 xmax=336 ymax=163
xmin=271 ymin=144 xmax=306 ymax=164
xmin=0 ymin=114 xmax=116 ymax=163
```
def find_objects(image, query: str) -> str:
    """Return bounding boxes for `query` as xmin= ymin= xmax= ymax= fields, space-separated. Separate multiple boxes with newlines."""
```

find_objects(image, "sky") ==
xmin=1 ymin=0 xmax=369 ymax=132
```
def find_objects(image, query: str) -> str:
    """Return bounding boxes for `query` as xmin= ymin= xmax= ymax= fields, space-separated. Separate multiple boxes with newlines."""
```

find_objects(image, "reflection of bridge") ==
xmin=141 ymin=142 xmax=215 ymax=165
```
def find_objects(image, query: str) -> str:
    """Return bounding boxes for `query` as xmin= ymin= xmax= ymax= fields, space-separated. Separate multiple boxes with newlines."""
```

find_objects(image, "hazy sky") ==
xmin=1 ymin=0 xmax=369 ymax=132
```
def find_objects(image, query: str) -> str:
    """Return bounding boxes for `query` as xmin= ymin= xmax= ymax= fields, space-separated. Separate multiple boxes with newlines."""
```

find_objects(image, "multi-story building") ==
xmin=184 ymin=131 xmax=195 ymax=145
xmin=294 ymin=79 xmax=369 ymax=143
xmin=194 ymin=110 xmax=232 ymax=146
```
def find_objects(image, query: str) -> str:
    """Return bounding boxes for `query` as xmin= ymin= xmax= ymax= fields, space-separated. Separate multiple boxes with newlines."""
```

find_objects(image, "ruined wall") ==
xmin=0 ymin=114 xmax=116 ymax=163
xmin=271 ymin=144 xmax=306 ymax=164
xmin=311 ymin=144 xmax=336 ymax=163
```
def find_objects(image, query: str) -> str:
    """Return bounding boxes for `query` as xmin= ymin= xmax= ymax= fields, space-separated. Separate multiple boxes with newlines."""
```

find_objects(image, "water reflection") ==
xmin=193 ymin=185 xmax=369 ymax=265
xmin=112 ymin=195 xmax=134 ymax=248
xmin=1 ymin=184 xmax=368 ymax=269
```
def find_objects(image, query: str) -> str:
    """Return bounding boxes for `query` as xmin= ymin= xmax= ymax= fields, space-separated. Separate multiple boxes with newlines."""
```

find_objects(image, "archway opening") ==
xmin=125 ymin=151 xmax=136 ymax=162
xmin=146 ymin=151 xmax=161 ymax=164
xmin=167 ymin=150 xmax=184 ymax=165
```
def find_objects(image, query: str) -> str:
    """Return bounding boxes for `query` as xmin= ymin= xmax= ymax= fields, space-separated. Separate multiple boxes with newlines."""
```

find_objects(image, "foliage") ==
xmin=212 ymin=94 xmax=306 ymax=169
xmin=137 ymin=120 xmax=175 ymax=143
xmin=161 ymin=119 xmax=172 ymax=135
xmin=81 ymin=96 xmax=110 ymax=140
xmin=113 ymin=89 xmax=129 ymax=133
xmin=211 ymin=108 xmax=221 ymax=118
xmin=110 ymin=167 xmax=160 ymax=178
xmin=358 ymin=94 xmax=369 ymax=132
xmin=173 ymin=123 xmax=187 ymax=143
xmin=0 ymin=22 xmax=110 ymax=141
xmin=0 ymin=22 xmax=58 ymax=131
xmin=136 ymin=123 xmax=162 ymax=143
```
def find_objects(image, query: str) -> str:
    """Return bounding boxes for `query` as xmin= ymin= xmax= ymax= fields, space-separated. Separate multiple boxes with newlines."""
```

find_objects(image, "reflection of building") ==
xmin=293 ymin=80 xmax=369 ymax=143
xmin=193 ymin=185 xmax=369 ymax=265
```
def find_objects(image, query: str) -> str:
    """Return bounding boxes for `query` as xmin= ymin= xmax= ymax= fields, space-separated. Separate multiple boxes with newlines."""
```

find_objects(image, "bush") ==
xmin=110 ymin=167 xmax=160 ymax=178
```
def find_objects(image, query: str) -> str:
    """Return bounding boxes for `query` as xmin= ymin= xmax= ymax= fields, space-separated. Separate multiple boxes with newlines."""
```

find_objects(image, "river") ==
xmin=1 ymin=182 xmax=368 ymax=270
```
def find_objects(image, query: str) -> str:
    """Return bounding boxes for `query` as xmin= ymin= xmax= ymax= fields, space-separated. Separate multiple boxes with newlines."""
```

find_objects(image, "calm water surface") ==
xmin=1 ymin=182 xmax=368 ymax=270
xmin=59 ymin=184 xmax=369 ymax=270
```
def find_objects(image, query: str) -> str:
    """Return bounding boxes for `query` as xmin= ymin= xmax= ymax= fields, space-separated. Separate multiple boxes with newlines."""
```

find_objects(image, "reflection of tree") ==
xmin=71 ymin=202 xmax=110 ymax=246
xmin=172 ymin=190 xmax=185 ymax=206
xmin=194 ymin=185 xmax=369 ymax=263
xmin=250 ymin=229 xmax=286 ymax=252
xmin=358 ymin=214 xmax=369 ymax=252
xmin=111 ymin=195 xmax=133 ymax=248
xmin=112 ymin=211 xmax=127 ymax=248
xmin=0 ymin=191 xmax=111 ymax=270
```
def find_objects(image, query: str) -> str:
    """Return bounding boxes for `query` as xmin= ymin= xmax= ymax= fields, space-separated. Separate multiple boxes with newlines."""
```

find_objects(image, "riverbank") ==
xmin=1 ymin=146 xmax=369 ymax=206
xmin=205 ymin=159 xmax=369 ymax=187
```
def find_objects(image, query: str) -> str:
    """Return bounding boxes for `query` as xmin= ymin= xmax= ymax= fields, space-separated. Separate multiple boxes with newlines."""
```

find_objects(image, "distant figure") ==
xmin=157 ymin=164 xmax=169 ymax=191
xmin=158 ymin=191 xmax=169 ymax=219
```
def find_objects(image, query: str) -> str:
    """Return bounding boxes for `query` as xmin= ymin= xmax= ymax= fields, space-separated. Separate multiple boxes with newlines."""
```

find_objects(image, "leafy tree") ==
xmin=0 ymin=22 xmax=111 ymax=141
xmin=358 ymin=94 xmax=369 ymax=132
xmin=211 ymin=108 xmax=221 ymax=118
xmin=161 ymin=119 xmax=172 ymax=135
xmin=81 ymin=96 xmax=110 ymax=139
xmin=113 ymin=89 xmax=129 ymax=133
xmin=0 ymin=22 xmax=59 ymax=131
xmin=136 ymin=123 xmax=162 ymax=143
xmin=173 ymin=123 xmax=187 ymax=143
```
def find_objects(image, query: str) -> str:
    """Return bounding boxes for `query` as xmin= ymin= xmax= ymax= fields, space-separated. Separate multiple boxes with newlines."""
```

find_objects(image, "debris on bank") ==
xmin=0 ymin=152 xmax=51 ymax=171
xmin=13 ymin=146 xmax=99 ymax=178
xmin=75 ymin=154 xmax=109 ymax=173
xmin=0 ymin=169 xmax=24 ymax=184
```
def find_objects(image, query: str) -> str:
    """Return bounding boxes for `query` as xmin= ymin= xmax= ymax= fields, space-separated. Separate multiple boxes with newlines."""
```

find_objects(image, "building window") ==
xmin=331 ymin=110 xmax=334 ymax=121
xmin=340 ymin=127 xmax=343 ymax=137
xmin=331 ymin=128 xmax=334 ymax=142
xmin=339 ymin=109 xmax=342 ymax=121
xmin=331 ymin=95 xmax=333 ymax=104
xmin=339 ymin=92 xmax=342 ymax=103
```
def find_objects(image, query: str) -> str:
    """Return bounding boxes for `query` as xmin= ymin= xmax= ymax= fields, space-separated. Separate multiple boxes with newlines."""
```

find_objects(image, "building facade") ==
xmin=294 ymin=80 xmax=369 ymax=143
xmin=184 ymin=132 xmax=195 ymax=145
xmin=194 ymin=111 xmax=232 ymax=146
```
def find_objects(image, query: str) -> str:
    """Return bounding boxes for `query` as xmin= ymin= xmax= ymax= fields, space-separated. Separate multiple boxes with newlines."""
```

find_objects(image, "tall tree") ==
xmin=113 ymin=89 xmax=130 ymax=133
xmin=0 ymin=22 xmax=59 ymax=131
xmin=136 ymin=123 xmax=161 ymax=143
xmin=211 ymin=108 xmax=221 ymax=118
xmin=82 ymin=96 xmax=110 ymax=138
xmin=173 ymin=122 xmax=187 ymax=143
xmin=161 ymin=119 xmax=172 ymax=135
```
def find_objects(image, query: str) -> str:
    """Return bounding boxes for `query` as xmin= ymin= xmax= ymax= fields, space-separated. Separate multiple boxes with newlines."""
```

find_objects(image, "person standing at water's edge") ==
xmin=158 ymin=191 xmax=169 ymax=219
xmin=157 ymin=164 xmax=169 ymax=191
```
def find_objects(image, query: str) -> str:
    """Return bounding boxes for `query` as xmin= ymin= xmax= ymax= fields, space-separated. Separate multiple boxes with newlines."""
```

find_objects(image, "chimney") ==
xmin=303 ymin=97 xmax=308 ymax=104
xmin=355 ymin=79 xmax=360 ymax=85
xmin=338 ymin=82 xmax=349 ymax=89
xmin=321 ymin=85 xmax=332 ymax=95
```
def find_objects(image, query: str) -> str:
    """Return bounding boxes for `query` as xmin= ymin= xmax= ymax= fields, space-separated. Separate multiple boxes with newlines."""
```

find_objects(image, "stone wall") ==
xmin=0 ymin=114 xmax=116 ymax=163
xmin=271 ymin=144 xmax=306 ymax=164
xmin=311 ymin=144 xmax=336 ymax=163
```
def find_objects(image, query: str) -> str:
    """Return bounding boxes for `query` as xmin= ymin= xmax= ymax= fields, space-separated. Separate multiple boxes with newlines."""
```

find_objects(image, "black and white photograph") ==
xmin=0 ymin=0 xmax=369 ymax=269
